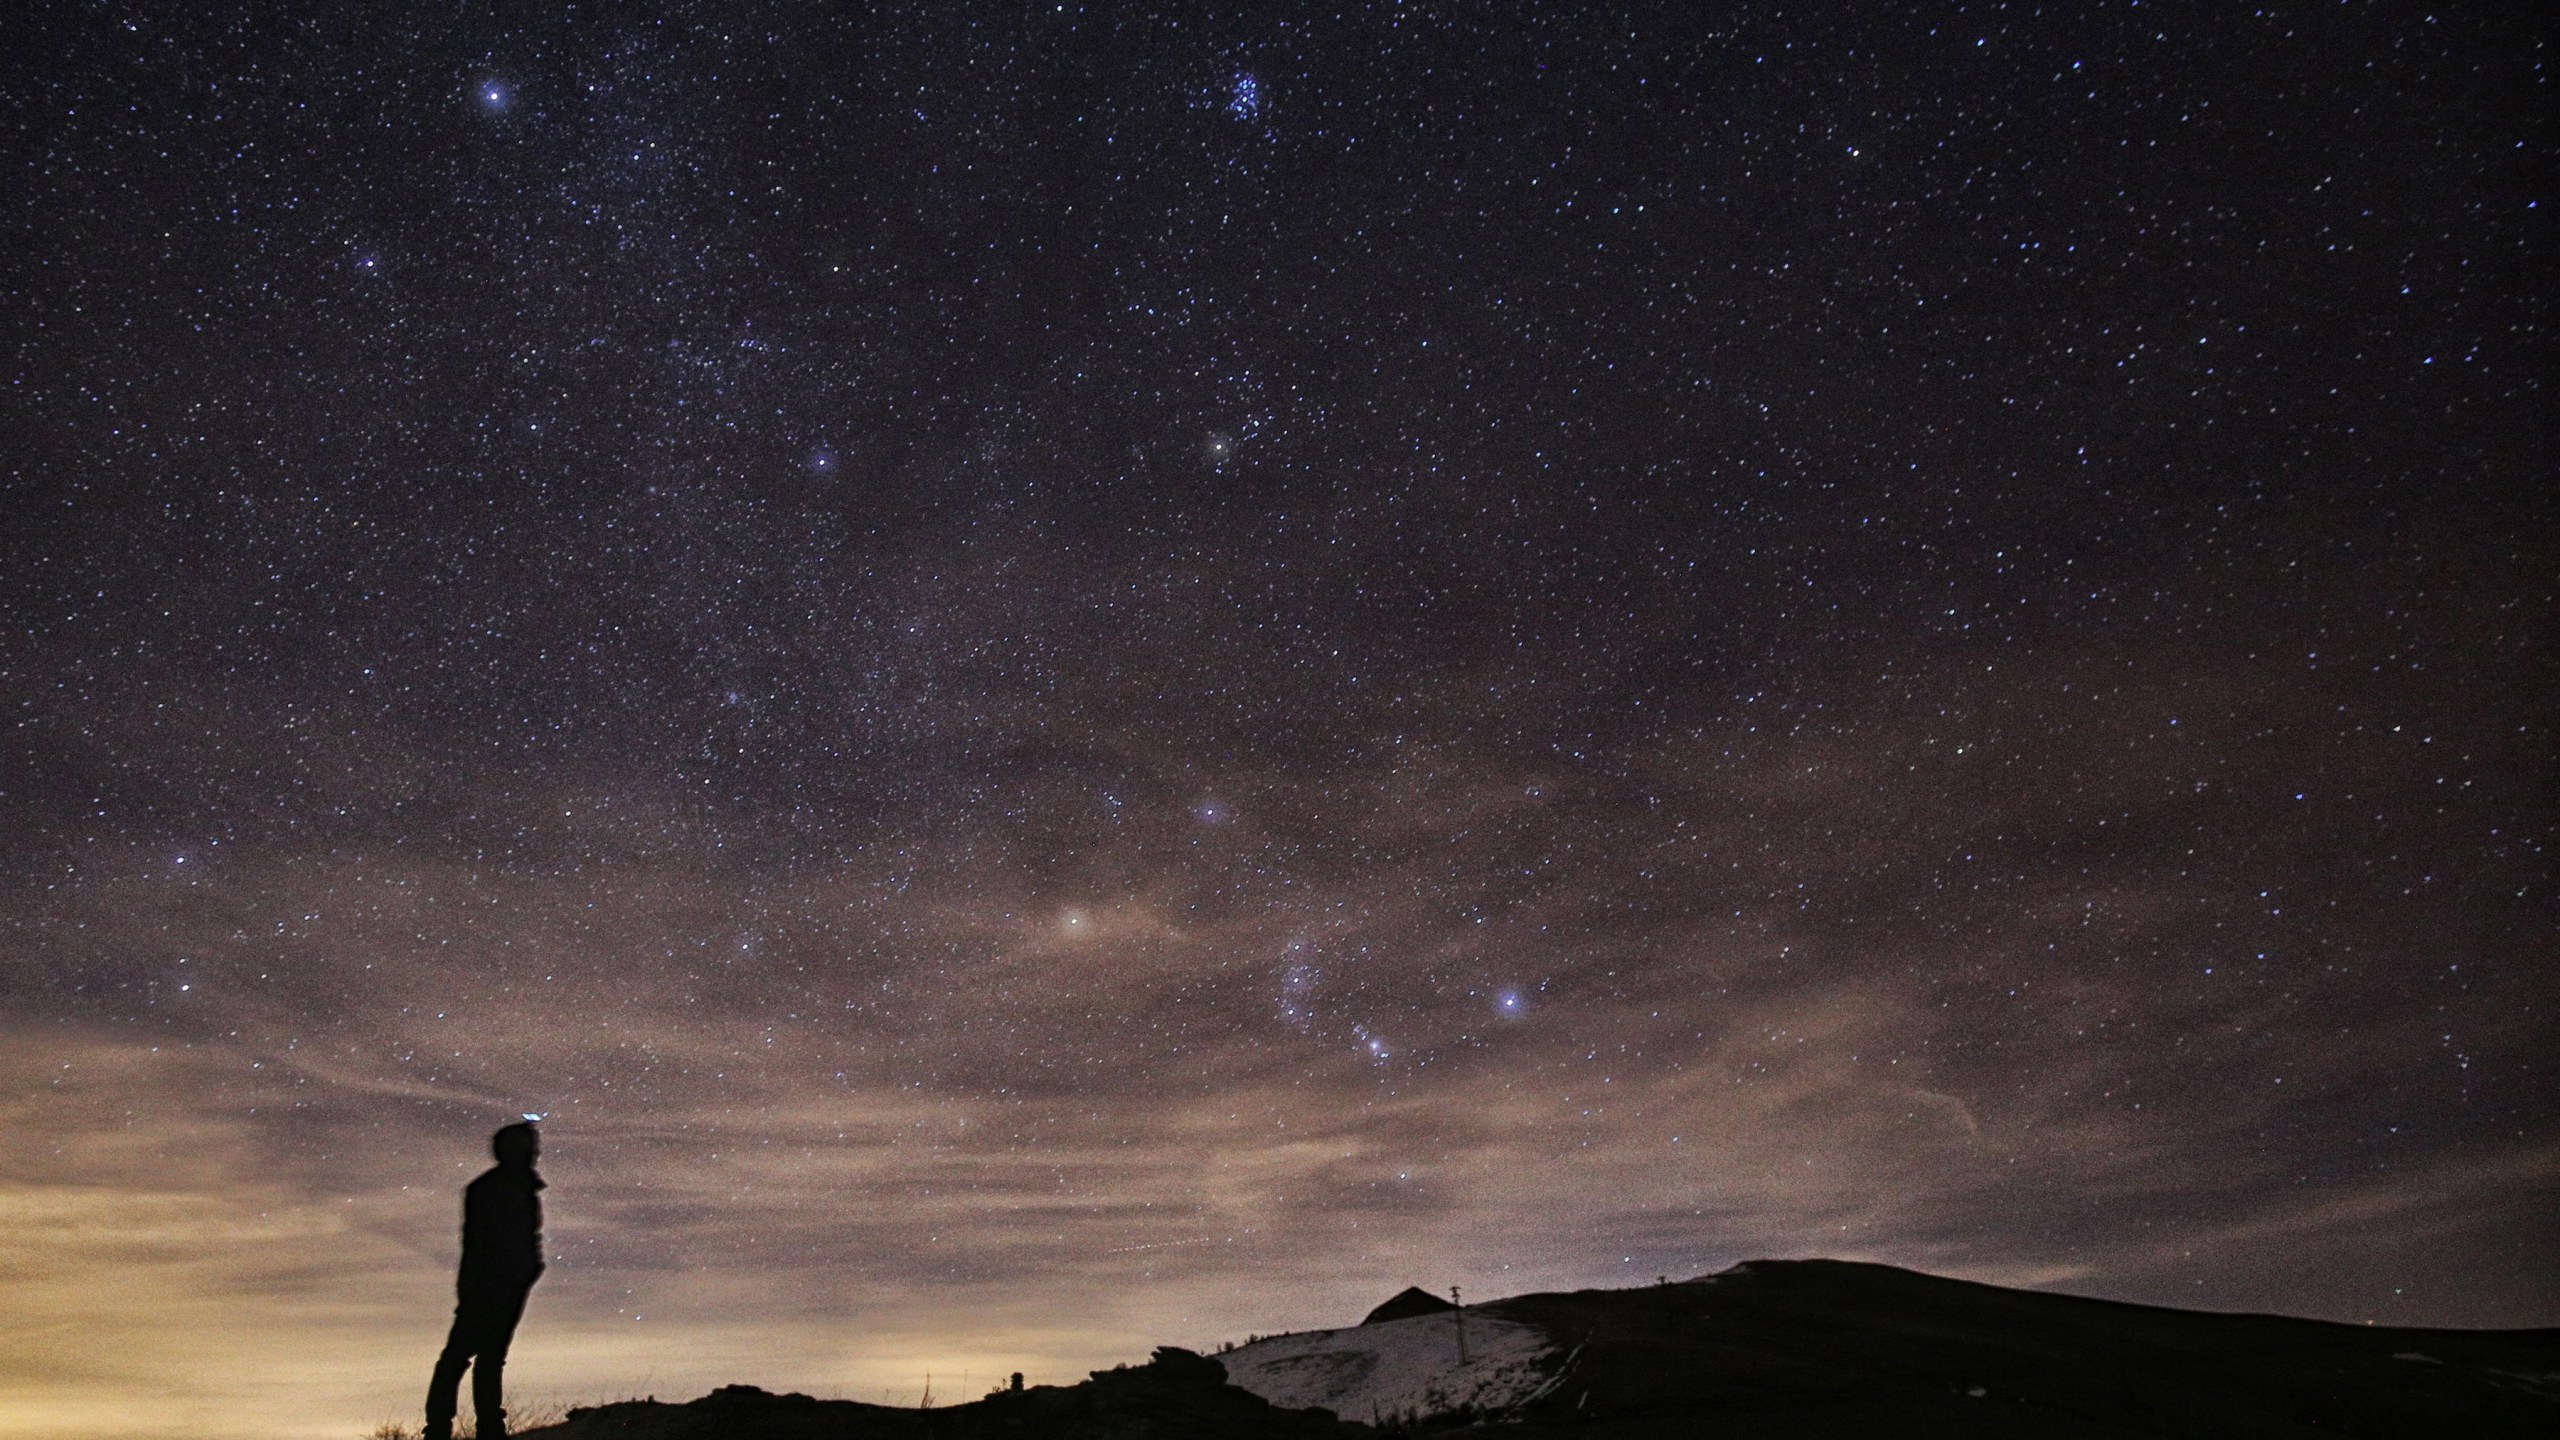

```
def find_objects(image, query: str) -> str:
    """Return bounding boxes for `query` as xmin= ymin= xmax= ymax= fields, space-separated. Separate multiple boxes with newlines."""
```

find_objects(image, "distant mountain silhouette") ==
xmin=1361 ymin=1286 xmax=1457 ymax=1325
xmin=517 ymin=1259 xmax=2560 ymax=1439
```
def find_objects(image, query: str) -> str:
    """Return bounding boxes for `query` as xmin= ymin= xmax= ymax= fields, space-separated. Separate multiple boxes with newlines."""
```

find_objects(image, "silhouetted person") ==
xmin=425 ymin=1122 xmax=545 ymax=1440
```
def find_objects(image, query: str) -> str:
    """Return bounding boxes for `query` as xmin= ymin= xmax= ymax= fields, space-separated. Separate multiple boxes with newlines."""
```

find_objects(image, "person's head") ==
xmin=492 ymin=1122 xmax=540 ymax=1168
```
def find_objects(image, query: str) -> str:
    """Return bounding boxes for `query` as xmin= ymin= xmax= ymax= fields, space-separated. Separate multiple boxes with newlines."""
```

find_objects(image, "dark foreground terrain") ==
xmin=519 ymin=1347 xmax=1358 ymax=1440
xmin=521 ymin=1259 xmax=2559 ymax=1439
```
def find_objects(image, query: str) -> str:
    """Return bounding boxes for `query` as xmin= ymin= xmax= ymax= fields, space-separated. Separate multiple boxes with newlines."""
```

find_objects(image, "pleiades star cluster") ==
xmin=0 ymin=3 xmax=2546 ymax=1432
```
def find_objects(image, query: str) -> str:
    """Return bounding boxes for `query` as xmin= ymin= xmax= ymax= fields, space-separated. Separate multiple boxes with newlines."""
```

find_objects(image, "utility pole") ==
xmin=1452 ymin=1285 xmax=1469 ymax=1365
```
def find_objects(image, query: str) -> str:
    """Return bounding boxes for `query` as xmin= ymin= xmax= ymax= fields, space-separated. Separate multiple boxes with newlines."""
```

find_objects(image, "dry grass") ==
xmin=362 ymin=1399 xmax=579 ymax=1439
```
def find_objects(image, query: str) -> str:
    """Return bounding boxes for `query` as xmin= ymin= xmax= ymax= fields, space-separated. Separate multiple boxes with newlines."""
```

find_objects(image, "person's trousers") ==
xmin=425 ymin=1282 xmax=532 ymax=1438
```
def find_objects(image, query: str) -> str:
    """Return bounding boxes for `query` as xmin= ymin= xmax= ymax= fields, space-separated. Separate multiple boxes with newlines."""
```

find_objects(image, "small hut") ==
xmin=1362 ymin=1286 xmax=1458 ymax=1325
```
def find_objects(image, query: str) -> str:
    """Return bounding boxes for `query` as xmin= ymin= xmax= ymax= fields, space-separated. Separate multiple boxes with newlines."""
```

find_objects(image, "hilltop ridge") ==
xmin=519 ymin=1259 xmax=2560 ymax=1438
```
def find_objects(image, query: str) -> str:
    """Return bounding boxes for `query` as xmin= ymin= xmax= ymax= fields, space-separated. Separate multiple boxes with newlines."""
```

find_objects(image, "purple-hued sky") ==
xmin=2 ymin=4 xmax=2548 ymax=1435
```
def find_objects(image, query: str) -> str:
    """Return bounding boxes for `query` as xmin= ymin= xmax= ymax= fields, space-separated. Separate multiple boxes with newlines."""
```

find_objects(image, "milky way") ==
xmin=1 ymin=5 xmax=2548 ymax=1436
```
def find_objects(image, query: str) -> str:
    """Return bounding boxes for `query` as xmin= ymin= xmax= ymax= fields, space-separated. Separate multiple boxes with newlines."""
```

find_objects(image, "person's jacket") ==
xmin=458 ymin=1162 xmax=545 ymax=1291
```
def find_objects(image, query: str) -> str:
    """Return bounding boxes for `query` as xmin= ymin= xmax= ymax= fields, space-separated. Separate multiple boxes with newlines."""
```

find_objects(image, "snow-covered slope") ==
xmin=1218 ymin=1308 xmax=1567 ymax=1425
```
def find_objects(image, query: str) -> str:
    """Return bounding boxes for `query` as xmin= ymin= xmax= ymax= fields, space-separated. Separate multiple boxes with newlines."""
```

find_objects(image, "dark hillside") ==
xmin=1469 ymin=1259 xmax=2557 ymax=1438
xmin=519 ymin=1260 xmax=2558 ymax=1439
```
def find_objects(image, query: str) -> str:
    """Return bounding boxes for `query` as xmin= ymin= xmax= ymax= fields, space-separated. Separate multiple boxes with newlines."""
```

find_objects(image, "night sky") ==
xmin=1 ymin=3 xmax=2549 ymax=1435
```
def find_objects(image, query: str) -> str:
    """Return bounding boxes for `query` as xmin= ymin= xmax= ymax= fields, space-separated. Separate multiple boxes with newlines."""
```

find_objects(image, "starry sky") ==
xmin=1 ymin=3 xmax=2549 ymax=1436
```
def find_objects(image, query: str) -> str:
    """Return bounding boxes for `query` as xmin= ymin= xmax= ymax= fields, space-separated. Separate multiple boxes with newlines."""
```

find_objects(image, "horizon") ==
xmin=2 ymin=3 xmax=2548 ymax=1438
